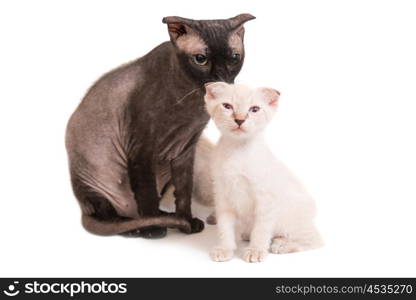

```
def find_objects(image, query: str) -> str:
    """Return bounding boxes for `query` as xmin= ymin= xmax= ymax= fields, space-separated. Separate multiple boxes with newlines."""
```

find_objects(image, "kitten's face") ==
xmin=204 ymin=83 xmax=280 ymax=139
xmin=163 ymin=14 xmax=255 ymax=85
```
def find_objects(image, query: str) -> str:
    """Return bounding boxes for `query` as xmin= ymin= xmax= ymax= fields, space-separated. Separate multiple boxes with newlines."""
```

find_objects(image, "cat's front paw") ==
xmin=178 ymin=217 xmax=204 ymax=234
xmin=210 ymin=246 xmax=233 ymax=262
xmin=243 ymin=247 xmax=268 ymax=263
xmin=187 ymin=217 xmax=204 ymax=233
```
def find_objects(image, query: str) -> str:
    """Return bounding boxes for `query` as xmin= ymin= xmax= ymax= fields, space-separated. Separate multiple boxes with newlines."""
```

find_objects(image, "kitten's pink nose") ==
xmin=234 ymin=119 xmax=245 ymax=126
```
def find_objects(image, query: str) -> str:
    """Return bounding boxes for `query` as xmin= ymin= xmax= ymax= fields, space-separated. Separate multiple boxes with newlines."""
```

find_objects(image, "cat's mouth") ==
xmin=231 ymin=127 xmax=246 ymax=133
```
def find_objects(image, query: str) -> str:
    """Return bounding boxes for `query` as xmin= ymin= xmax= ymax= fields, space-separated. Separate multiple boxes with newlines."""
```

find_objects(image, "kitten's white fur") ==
xmin=205 ymin=83 xmax=323 ymax=263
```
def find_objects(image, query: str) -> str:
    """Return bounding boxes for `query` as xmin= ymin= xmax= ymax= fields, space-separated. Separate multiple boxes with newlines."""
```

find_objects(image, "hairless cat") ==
xmin=65 ymin=14 xmax=255 ymax=238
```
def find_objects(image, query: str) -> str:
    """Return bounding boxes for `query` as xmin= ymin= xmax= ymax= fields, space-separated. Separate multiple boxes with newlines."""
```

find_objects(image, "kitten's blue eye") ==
xmin=230 ymin=53 xmax=241 ymax=64
xmin=194 ymin=54 xmax=208 ymax=65
xmin=222 ymin=103 xmax=233 ymax=110
xmin=249 ymin=106 xmax=260 ymax=113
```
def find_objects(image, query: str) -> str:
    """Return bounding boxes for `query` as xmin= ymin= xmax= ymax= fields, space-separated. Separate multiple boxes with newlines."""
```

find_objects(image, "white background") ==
xmin=1 ymin=0 xmax=415 ymax=277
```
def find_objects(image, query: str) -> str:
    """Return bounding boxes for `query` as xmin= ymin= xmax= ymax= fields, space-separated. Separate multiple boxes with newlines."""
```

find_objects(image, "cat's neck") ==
xmin=218 ymin=133 xmax=266 ymax=150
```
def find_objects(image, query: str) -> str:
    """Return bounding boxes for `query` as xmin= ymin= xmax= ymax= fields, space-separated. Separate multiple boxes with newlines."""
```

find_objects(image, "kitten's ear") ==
xmin=204 ymin=82 xmax=229 ymax=102
xmin=258 ymin=88 xmax=281 ymax=108
xmin=162 ymin=16 xmax=204 ymax=53
xmin=228 ymin=13 xmax=256 ymax=39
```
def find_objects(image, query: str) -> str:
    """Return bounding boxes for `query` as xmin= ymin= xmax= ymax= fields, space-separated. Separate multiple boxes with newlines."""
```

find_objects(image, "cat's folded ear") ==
xmin=258 ymin=88 xmax=281 ymax=108
xmin=229 ymin=14 xmax=256 ymax=28
xmin=204 ymin=82 xmax=229 ymax=102
xmin=228 ymin=13 xmax=256 ymax=39
xmin=162 ymin=16 xmax=199 ymax=44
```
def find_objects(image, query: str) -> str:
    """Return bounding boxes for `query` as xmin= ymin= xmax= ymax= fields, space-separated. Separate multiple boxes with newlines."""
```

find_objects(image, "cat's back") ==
xmin=66 ymin=42 xmax=172 ymax=153
xmin=68 ymin=59 xmax=142 ymax=126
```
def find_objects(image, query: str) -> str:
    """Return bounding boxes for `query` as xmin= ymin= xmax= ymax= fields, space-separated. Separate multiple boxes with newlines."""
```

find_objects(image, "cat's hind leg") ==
xmin=270 ymin=236 xmax=299 ymax=254
xmin=72 ymin=174 xmax=190 ymax=237
xmin=270 ymin=228 xmax=323 ymax=254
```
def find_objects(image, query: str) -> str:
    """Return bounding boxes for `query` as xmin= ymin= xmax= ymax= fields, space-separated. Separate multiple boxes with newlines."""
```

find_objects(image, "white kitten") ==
xmin=205 ymin=82 xmax=323 ymax=263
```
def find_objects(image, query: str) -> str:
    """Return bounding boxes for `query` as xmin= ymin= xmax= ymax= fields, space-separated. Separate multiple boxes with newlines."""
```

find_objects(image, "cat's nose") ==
xmin=234 ymin=119 xmax=245 ymax=126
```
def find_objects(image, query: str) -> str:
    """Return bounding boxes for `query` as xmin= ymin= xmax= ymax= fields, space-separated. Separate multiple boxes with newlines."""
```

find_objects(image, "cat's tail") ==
xmin=81 ymin=214 xmax=191 ymax=236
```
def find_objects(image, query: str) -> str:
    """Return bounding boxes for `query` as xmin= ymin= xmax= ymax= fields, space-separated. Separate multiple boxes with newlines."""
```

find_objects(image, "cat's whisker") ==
xmin=174 ymin=87 xmax=201 ymax=105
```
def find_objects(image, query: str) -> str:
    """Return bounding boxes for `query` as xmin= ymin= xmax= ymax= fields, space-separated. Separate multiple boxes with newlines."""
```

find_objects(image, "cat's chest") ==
xmin=213 ymin=145 xmax=264 ymax=179
xmin=213 ymin=157 xmax=255 ymax=219
xmin=212 ymin=149 xmax=256 ymax=199
xmin=156 ymin=96 xmax=209 ymax=160
xmin=215 ymin=153 xmax=250 ymax=176
xmin=212 ymin=145 xmax=272 ymax=221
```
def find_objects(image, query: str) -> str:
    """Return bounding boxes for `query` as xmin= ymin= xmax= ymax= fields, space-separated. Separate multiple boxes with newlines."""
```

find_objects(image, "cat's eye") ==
xmin=230 ymin=53 xmax=241 ymax=64
xmin=193 ymin=54 xmax=208 ymax=65
xmin=222 ymin=103 xmax=233 ymax=110
xmin=249 ymin=106 xmax=260 ymax=113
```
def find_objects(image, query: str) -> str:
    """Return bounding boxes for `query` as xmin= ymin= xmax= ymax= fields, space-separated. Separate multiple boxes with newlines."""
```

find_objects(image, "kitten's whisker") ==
xmin=174 ymin=87 xmax=201 ymax=105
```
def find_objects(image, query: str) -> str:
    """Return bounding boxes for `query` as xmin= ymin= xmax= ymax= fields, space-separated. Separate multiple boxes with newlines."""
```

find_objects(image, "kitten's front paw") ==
xmin=243 ymin=247 xmax=268 ymax=263
xmin=210 ymin=246 xmax=233 ymax=262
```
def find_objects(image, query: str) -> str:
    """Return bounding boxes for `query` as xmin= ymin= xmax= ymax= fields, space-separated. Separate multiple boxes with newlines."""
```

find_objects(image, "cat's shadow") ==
xmin=163 ymin=220 xmax=248 ymax=258
xmin=160 ymin=201 xmax=218 ymax=253
xmin=118 ymin=201 xmax=250 ymax=257
xmin=164 ymin=223 xmax=218 ymax=253
xmin=119 ymin=201 xmax=220 ymax=254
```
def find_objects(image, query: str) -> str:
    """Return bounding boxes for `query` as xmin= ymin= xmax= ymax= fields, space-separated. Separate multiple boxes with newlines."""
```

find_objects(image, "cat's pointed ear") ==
xmin=204 ymin=82 xmax=229 ymax=102
xmin=162 ymin=16 xmax=205 ymax=53
xmin=258 ymin=88 xmax=280 ymax=108
xmin=228 ymin=13 xmax=256 ymax=39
